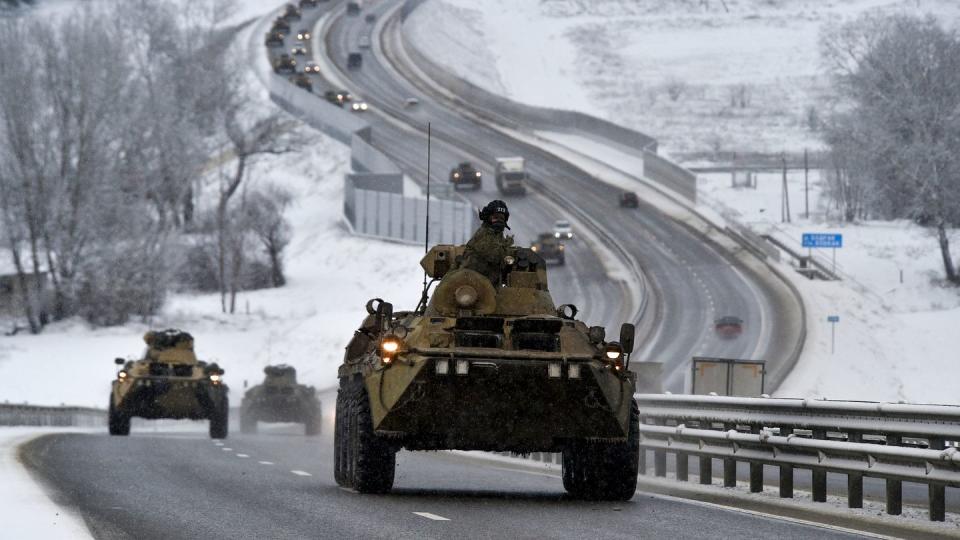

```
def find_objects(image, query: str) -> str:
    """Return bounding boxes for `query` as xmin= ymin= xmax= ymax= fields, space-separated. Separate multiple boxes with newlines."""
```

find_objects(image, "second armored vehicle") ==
xmin=449 ymin=161 xmax=482 ymax=190
xmin=530 ymin=232 xmax=565 ymax=265
xmin=109 ymin=329 xmax=228 ymax=439
xmin=241 ymin=365 xmax=322 ymax=435
xmin=274 ymin=53 xmax=297 ymax=74
xmin=334 ymin=244 xmax=640 ymax=500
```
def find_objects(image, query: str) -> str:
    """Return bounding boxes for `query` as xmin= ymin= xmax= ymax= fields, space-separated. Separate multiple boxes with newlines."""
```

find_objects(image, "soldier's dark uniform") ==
xmin=459 ymin=200 xmax=514 ymax=285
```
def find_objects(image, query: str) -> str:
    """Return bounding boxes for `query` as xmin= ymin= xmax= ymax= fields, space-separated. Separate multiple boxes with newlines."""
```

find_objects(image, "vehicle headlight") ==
xmin=530 ymin=245 xmax=538 ymax=252
xmin=554 ymin=233 xmax=561 ymax=238
xmin=381 ymin=336 xmax=402 ymax=364
xmin=453 ymin=172 xmax=460 ymax=178
xmin=475 ymin=171 xmax=482 ymax=177
xmin=209 ymin=373 xmax=221 ymax=383
xmin=118 ymin=370 xmax=128 ymax=380
xmin=603 ymin=342 xmax=624 ymax=371
xmin=361 ymin=103 xmax=368 ymax=110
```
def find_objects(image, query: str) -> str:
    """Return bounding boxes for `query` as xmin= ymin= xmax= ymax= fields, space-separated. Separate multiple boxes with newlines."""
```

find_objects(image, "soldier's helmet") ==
xmin=479 ymin=200 xmax=509 ymax=223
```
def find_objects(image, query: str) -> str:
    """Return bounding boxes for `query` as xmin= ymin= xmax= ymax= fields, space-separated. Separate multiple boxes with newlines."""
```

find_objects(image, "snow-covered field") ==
xmin=407 ymin=0 xmax=960 ymax=158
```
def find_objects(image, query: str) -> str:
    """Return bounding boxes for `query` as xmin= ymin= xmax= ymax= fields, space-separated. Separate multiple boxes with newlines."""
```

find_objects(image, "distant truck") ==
xmin=494 ymin=157 xmax=527 ymax=195
xmin=449 ymin=161 xmax=482 ymax=190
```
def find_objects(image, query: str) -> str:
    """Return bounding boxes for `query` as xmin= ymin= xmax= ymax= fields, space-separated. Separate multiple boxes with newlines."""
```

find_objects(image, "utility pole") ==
xmin=781 ymin=153 xmax=791 ymax=223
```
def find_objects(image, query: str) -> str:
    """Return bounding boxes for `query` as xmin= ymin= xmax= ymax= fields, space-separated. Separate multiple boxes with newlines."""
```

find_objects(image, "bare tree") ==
xmin=245 ymin=186 xmax=292 ymax=287
xmin=821 ymin=14 xmax=960 ymax=283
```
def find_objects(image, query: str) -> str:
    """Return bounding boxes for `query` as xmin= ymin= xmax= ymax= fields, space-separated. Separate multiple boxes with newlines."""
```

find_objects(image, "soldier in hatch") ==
xmin=458 ymin=200 xmax=514 ymax=286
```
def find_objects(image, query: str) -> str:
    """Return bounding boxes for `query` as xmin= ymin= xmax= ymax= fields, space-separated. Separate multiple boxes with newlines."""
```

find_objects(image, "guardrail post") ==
xmin=699 ymin=454 xmax=712 ymax=485
xmin=846 ymin=432 xmax=863 ymax=508
xmin=749 ymin=426 xmax=763 ymax=493
xmin=812 ymin=429 xmax=827 ymax=502
xmin=886 ymin=434 xmax=902 ymax=515
xmin=723 ymin=423 xmax=737 ymax=488
xmin=676 ymin=451 xmax=689 ymax=482
xmin=638 ymin=419 xmax=647 ymax=475
xmin=779 ymin=427 xmax=793 ymax=498
xmin=928 ymin=437 xmax=945 ymax=522
xmin=654 ymin=420 xmax=667 ymax=477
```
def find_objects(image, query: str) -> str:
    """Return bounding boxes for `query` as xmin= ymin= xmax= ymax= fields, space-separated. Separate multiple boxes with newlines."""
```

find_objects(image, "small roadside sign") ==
xmin=827 ymin=315 xmax=839 ymax=322
xmin=803 ymin=233 xmax=843 ymax=248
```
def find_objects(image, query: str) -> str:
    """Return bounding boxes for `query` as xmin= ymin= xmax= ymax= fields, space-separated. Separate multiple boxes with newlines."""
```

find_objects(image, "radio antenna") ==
xmin=418 ymin=123 xmax=432 ymax=314
xmin=424 ymin=122 xmax=431 ymax=253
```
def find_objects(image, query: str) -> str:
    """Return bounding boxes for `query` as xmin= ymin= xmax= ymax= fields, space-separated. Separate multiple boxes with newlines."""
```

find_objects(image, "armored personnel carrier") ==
xmin=335 ymin=244 xmax=640 ymax=500
xmin=240 ymin=365 xmax=322 ymax=435
xmin=109 ymin=329 xmax=228 ymax=439
xmin=531 ymin=232 xmax=565 ymax=265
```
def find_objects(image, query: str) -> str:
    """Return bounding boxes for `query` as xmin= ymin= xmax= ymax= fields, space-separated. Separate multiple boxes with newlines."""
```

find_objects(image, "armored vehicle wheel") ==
xmin=108 ymin=399 xmax=130 ymax=436
xmin=334 ymin=383 xmax=349 ymax=486
xmin=240 ymin=412 xmax=257 ymax=434
xmin=209 ymin=396 xmax=229 ymax=439
xmin=562 ymin=399 xmax=639 ymax=501
xmin=337 ymin=377 xmax=395 ymax=493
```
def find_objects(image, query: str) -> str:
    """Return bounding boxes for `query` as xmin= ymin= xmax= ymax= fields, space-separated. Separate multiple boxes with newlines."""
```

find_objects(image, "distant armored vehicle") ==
xmin=299 ymin=0 xmax=319 ymax=7
xmin=109 ymin=329 xmax=228 ymax=438
xmin=334 ymin=244 xmax=640 ymax=499
xmin=494 ymin=157 xmax=527 ymax=195
xmin=346 ymin=1 xmax=361 ymax=16
xmin=281 ymin=4 xmax=302 ymax=21
xmin=241 ymin=365 xmax=322 ymax=435
xmin=272 ymin=18 xmax=291 ymax=34
xmin=449 ymin=161 xmax=482 ymax=190
xmin=290 ymin=73 xmax=313 ymax=92
xmin=265 ymin=31 xmax=285 ymax=48
xmin=274 ymin=53 xmax=297 ymax=74
xmin=620 ymin=192 xmax=639 ymax=208
xmin=531 ymin=232 xmax=565 ymax=265
xmin=324 ymin=89 xmax=352 ymax=107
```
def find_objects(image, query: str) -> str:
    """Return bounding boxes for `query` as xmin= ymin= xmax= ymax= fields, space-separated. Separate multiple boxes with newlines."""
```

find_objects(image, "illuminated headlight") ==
xmin=604 ymin=342 xmax=624 ymax=371
xmin=568 ymin=364 xmax=581 ymax=379
xmin=360 ymin=103 xmax=368 ymax=110
xmin=435 ymin=359 xmax=449 ymax=375
xmin=530 ymin=246 xmax=538 ymax=252
xmin=475 ymin=171 xmax=482 ymax=177
xmin=381 ymin=338 xmax=400 ymax=354
xmin=209 ymin=373 xmax=221 ymax=383
xmin=548 ymin=363 xmax=561 ymax=378
xmin=352 ymin=103 xmax=360 ymax=110
xmin=118 ymin=370 xmax=128 ymax=380
xmin=559 ymin=245 xmax=565 ymax=251
xmin=453 ymin=172 xmax=460 ymax=178
xmin=554 ymin=233 xmax=561 ymax=238
xmin=455 ymin=359 xmax=469 ymax=375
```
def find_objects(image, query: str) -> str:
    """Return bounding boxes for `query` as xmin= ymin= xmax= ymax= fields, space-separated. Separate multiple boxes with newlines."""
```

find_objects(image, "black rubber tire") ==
xmin=108 ymin=398 xmax=130 ymax=436
xmin=240 ymin=410 xmax=257 ymax=434
xmin=209 ymin=396 xmax=229 ymax=439
xmin=562 ymin=399 xmax=639 ymax=501
xmin=341 ymin=377 xmax=395 ymax=493
xmin=333 ymin=380 xmax=349 ymax=487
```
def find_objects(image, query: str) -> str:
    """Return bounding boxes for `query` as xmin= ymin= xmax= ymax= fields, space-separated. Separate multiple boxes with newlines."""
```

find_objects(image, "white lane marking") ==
xmin=413 ymin=512 xmax=450 ymax=521
xmin=291 ymin=470 xmax=312 ymax=477
xmin=222 ymin=448 xmax=233 ymax=452
xmin=258 ymin=461 xmax=274 ymax=465
xmin=487 ymin=465 xmax=560 ymax=480
xmin=236 ymin=454 xmax=250 ymax=458
xmin=214 ymin=442 xmax=224 ymax=446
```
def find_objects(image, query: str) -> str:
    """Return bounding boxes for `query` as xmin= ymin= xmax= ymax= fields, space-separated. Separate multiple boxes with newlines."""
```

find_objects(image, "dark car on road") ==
xmin=299 ymin=0 xmax=318 ymax=7
xmin=282 ymin=4 xmax=302 ymax=21
xmin=324 ymin=90 xmax=351 ymax=107
xmin=265 ymin=31 xmax=284 ymax=48
xmin=346 ymin=1 xmax=360 ymax=16
xmin=347 ymin=52 xmax=363 ymax=69
xmin=449 ymin=161 xmax=482 ymax=190
xmin=273 ymin=18 xmax=291 ymax=34
xmin=620 ymin=191 xmax=639 ymax=208
xmin=714 ymin=316 xmax=744 ymax=339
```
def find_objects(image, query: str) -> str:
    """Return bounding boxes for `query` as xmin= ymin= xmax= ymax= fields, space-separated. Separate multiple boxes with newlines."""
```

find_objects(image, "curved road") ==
xmin=317 ymin=1 xmax=799 ymax=392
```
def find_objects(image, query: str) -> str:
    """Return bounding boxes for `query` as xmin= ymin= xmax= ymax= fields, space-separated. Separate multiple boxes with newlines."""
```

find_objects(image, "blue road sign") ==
xmin=803 ymin=233 xmax=842 ymax=248
xmin=827 ymin=315 xmax=840 ymax=323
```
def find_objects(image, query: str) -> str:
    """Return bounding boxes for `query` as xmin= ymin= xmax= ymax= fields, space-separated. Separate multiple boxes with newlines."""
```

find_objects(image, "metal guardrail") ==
xmin=636 ymin=394 xmax=960 ymax=521
xmin=0 ymin=403 xmax=106 ymax=427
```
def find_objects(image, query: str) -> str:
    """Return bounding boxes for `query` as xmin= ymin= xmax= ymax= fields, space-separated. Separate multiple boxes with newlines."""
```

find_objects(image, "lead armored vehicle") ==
xmin=241 ymin=365 xmax=322 ymax=435
xmin=335 ymin=245 xmax=640 ymax=500
xmin=109 ymin=329 xmax=228 ymax=438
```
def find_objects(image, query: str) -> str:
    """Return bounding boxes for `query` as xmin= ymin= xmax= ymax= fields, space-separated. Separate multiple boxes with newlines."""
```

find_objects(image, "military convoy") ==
xmin=241 ymin=365 xmax=322 ymax=435
xmin=334 ymin=244 xmax=640 ymax=500
xmin=109 ymin=330 xmax=228 ymax=439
